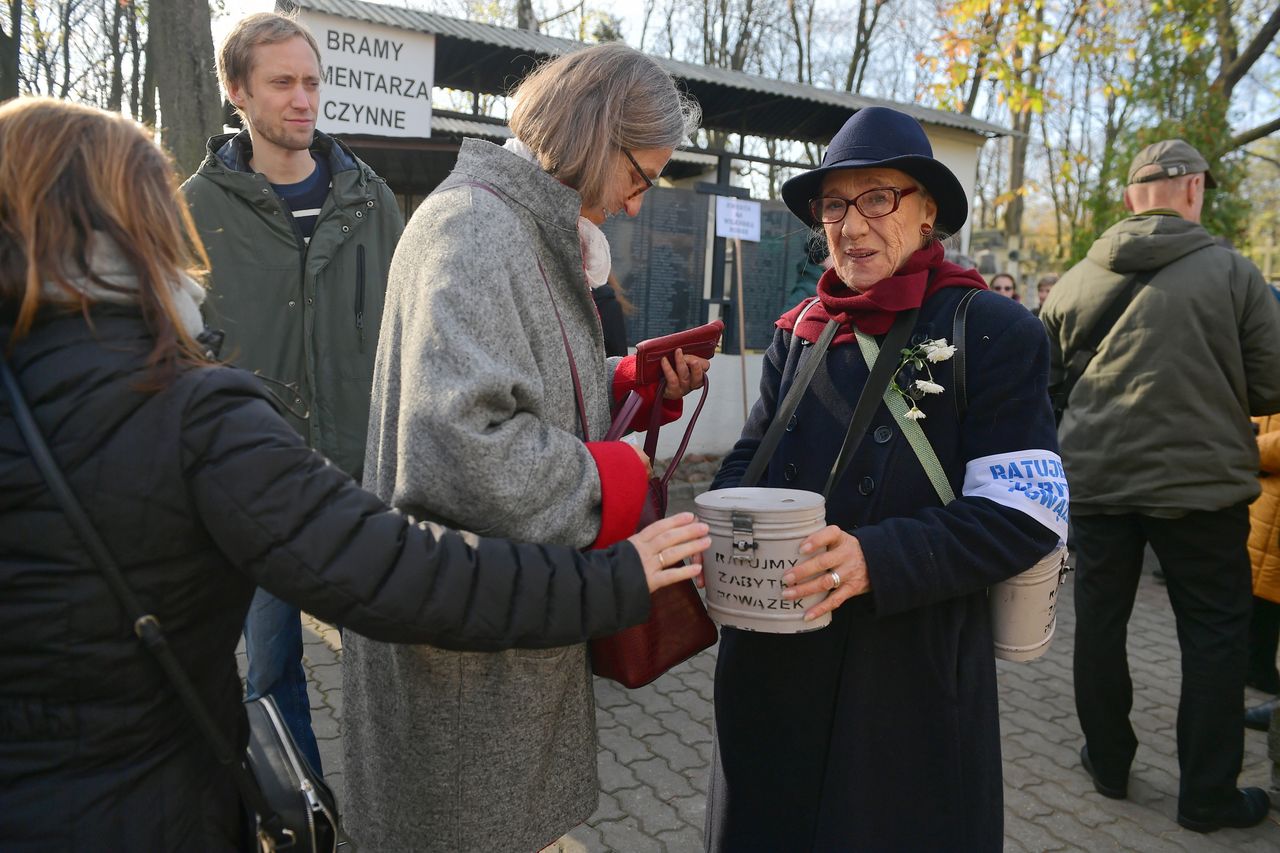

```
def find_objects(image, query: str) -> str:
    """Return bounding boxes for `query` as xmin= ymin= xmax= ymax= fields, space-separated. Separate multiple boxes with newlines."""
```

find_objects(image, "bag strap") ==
xmin=604 ymin=391 xmax=645 ymax=442
xmin=740 ymin=299 xmax=838 ymax=487
xmin=655 ymin=377 xmax=710 ymax=489
xmin=1053 ymin=269 xmax=1155 ymax=415
xmin=951 ymin=288 xmax=980 ymax=421
xmin=0 ymin=351 xmax=288 ymax=842
xmin=455 ymin=179 xmax=591 ymax=439
xmin=854 ymin=333 xmax=956 ymax=505
xmin=822 ymin=308 xmax=920 ymax=499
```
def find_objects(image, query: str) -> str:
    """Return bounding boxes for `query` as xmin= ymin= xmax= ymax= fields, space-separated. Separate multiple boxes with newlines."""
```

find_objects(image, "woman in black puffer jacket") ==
xmin=0 ymin=98 xmax=710 ymax=852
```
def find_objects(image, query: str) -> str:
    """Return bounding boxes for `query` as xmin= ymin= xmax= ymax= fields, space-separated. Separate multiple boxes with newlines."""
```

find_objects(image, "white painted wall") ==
xmin=654 ymin=353 xmax=764 ymax=459
xmin=922 ymin=125 xmax=986 ymax=253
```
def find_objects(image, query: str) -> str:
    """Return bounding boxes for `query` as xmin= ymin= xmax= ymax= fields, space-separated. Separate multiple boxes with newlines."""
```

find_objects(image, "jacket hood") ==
xmin=195 ymin=130 xmax=375 ymax=201
xmin=1086 ymin=212 xmax=1216 ymax=274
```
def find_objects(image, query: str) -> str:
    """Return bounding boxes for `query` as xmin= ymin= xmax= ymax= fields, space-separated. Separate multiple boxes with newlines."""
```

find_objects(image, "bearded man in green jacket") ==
xmin=181 ymin=12 xmax=404 ymax=773
xmin=1043 ymin=138 xmax=1280 ymax=833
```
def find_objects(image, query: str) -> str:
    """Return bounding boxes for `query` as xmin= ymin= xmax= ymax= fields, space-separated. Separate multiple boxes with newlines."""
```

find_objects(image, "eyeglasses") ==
xmin=810 ymin=186 xmax=919 ymax=224
xmin=623 ymin=148 xmax=655 ymax=196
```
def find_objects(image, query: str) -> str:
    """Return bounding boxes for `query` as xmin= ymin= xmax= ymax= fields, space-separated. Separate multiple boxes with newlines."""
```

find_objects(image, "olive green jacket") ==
xmin=182 ymin=131 xmax=403 ymax=478
xmin=1042 ymin=212 xmax=1280 ymax=514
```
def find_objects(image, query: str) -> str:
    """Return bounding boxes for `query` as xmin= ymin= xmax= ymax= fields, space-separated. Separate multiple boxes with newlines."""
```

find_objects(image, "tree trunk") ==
xmin=140 ymin=24 xmax=156 ymax=126
xmin=1004 ymin=111 xmax=1032 ymax=240
xmin=107 ymin=0 xmax=125 ymax=111
xmin=1 ymin=0 xmax=20 ymax=101
xmin=128 ymin=0 xmax=143 ymax=118
xmin=149 ymin=0 xmax=220 ymax=173
xmin=516 ymin=0 xmax=537 ymax=32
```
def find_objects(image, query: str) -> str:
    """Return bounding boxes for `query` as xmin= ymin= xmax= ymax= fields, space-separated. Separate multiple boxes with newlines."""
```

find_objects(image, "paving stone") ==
xmin=666 ymin=688 xmax=710 ymax=718
xmin=311 ymin=708 xmax=340 ymax=740
xmin=596 ymin=748 xmax=641 ymax=793
xmin=594 ymin=678 xmax=633 ymax=710
xmin=1025 ymin=780 xmax=1118 ymax=828
xmin=655 ymin=826 xmax=704 ymax=853
xmin=611 ymin=785 xmax=685 ymax=835
xmin=627 ymin=682 xmax=679 ymax=716
xmin=586 ymin=790 xmax=626 ymax=823
xmin=1094 ymin=819 xmax=1190 ymax=853
xmin=668 ymin=792 xmax=707 ymax=832
xmin=598 ymin=723 xmax=652 ymax=765
xmin=604 ymin=703 xmax=665 ymax=740
xmin=631 ymin=756 xmax=697 ymax=799
xmin=1005 ymin=785 xmax=1054 ymax=820
xmin=595 ymin=818 xmax=663 ymax=853
xmin=565 ymin=823 xmax=608 ymax=853
xmin=646 ymin=732 xmax=706 ymax=773
xmin=655 ymin=708 xmax=714 ymax=747
xmin=1003 ymin=813 xmax=1069 ymax=851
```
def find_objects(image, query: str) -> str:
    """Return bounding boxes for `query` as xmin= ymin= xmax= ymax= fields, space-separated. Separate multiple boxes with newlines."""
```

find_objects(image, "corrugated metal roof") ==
xmin=291 ymin=0 xmax=1009 ymax=140
xmin=430 ymin=114 xmax=512 ymax=139
xmin=427 ymin=112 xmax=723 ymax=169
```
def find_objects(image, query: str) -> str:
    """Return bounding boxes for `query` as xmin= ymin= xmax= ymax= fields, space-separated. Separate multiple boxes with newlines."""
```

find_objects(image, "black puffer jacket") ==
xmin=0 ymin=309 xmax=650 ymax=851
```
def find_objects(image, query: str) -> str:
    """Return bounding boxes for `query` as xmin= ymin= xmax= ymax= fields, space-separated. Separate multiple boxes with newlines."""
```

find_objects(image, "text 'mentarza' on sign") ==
xmin=298 ymin=11 xmax=435 ymax=138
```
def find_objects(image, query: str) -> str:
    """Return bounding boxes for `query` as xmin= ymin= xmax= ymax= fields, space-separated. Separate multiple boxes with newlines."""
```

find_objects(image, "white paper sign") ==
xmin=715 ymin=196 xmax=762 ymax=242
xmin=299 ymin=11 xmax=435 ymax=138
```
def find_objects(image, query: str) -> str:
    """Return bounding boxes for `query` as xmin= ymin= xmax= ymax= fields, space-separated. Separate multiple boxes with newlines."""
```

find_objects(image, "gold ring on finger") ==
xmin=829 ymin=570 xmax=842 ymax=590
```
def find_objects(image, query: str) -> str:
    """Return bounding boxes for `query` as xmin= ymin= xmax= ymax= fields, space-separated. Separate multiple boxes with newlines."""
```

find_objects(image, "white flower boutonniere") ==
xmin=891 ymin=338 xmax=954 ymax=420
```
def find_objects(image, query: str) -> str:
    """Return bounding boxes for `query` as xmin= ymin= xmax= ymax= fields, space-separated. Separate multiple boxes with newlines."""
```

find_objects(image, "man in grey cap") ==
xmin=1042 ymin=138 xmax=1280 ymax=831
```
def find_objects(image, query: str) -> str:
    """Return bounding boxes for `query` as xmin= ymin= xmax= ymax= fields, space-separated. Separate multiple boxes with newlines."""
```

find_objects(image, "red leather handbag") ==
xmin=590 ymin=375 xmax=718 ymax=688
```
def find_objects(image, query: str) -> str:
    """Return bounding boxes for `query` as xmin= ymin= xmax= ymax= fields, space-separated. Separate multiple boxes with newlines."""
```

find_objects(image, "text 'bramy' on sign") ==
xmin=299 ymin=10 xmax=436 ymax=138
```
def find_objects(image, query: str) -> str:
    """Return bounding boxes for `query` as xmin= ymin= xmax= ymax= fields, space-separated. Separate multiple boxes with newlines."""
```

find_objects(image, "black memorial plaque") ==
xmin=732 ymin=201 xmax=813 ymax=350
xmin=601 ymin=187 xmax=708 ymax=344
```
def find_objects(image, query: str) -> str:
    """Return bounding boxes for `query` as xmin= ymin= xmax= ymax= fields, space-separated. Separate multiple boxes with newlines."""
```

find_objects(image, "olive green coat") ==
xmin=182 ymin=130 xmax=403 ymax=477
xmin=1042 ymin=212 xmax=1280 ymax=514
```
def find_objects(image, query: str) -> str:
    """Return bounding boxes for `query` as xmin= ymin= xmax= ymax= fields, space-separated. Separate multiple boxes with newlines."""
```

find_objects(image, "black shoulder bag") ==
xmin=1048 ymin=270 xmax=1155 ymax=424
xmin=0 ymin=351 xmax=340 ymax=852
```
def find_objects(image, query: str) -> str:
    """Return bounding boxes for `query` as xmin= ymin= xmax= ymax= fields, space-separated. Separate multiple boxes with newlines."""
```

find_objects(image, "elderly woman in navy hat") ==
xmin=706 ymin=107 xmax=1065 ymax=850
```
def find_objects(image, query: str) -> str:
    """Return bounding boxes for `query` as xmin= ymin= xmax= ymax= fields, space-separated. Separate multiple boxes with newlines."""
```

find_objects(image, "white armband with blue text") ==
xmin=962 ymin=451 xmax=1069 ymax=543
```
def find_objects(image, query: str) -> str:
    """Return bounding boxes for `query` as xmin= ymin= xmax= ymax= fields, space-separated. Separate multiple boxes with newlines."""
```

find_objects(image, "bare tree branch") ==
xmin=1224 ymin=114 xmax=1280 ymax=154
xmin=1214 ymin=2 xmax=1280 ymax=99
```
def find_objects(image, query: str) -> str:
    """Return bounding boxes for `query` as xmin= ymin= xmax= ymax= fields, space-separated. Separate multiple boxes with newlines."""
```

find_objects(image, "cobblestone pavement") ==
xmin=285 ymin=538 xmax=1280 ymax=852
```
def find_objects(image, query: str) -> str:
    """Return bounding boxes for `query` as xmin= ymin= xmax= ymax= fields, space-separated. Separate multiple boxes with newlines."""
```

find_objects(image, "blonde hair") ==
xmin=0 ymin=97 xmax=210 ymax=382
xmin=509 ymin=44 xmax=701 ymax=210
xmin=218 ymin=12 xmax=322 ymax=121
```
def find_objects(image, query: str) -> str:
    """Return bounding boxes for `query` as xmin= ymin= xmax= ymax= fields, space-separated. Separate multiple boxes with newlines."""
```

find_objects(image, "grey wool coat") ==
xmin=342 ymin=140 xmax=630 ymax=852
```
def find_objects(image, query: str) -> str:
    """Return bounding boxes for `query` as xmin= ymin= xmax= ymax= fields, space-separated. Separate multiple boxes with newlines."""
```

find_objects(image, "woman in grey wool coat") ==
xmin=342 ymin=45 xmax=709 ymax=852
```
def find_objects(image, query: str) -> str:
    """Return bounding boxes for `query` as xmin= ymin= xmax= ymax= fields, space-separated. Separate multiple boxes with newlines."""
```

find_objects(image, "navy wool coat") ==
xmin=706 ymin=287 xmax=1063 ymax=852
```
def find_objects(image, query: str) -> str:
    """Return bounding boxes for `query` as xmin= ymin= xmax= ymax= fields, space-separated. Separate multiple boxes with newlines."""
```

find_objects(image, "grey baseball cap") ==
xmin=1127 ymin=139 xmax=1217 ymax=188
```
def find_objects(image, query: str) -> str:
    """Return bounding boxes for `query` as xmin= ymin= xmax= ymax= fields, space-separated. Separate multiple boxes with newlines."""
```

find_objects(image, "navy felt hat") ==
xmin=781 ymin=106 xmax=969 ymax=236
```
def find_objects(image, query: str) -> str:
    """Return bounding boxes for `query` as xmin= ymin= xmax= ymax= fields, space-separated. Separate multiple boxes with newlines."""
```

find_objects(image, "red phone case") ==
xmin=633 ymin=319 xmax=724 ymax=385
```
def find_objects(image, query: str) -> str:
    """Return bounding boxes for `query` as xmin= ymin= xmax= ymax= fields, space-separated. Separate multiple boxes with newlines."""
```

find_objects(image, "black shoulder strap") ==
xmin=952 ymin=288 xmax=981 ymax=420
xmin=0 ymin=352 xmax=287 ymax=841
xmin=740 ymin=307 xmax=838 ymax=487
xmin=1053 ymin=269 xmax=1155 ymax=415
xmin=822 ymin=307 xmax=919 ymax=498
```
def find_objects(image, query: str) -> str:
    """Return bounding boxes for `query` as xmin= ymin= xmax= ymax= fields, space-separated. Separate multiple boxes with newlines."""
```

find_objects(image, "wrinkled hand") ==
xmin=628 ymin=513 xmax=710 ymax=593
xmin=661 ymin=348 xmax=710 ymax=399
xmin=780 ymin=525 xmax=870 ymax=622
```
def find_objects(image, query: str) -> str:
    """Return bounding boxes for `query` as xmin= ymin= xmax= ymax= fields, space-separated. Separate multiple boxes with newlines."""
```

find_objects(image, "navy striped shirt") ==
xmin=271 ymin=153 xmax=331 ymax=244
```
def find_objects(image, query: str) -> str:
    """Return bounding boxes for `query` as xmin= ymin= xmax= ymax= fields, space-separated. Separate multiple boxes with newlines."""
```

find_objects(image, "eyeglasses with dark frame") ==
xmin=622 ymin=148 xmax=655 ymax=196
xmin=809 ymin=186 xmax=919 ymax=224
